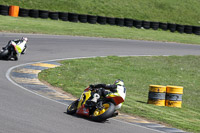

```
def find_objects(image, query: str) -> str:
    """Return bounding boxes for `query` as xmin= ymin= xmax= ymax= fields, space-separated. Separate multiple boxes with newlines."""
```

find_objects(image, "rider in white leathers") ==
xmin=7 ymin=37 xmax=28 ymax=60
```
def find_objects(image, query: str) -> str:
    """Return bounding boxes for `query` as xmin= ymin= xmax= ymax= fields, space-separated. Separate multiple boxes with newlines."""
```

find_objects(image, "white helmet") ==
xmin=22 ymin=37 xmax=28 ymax=42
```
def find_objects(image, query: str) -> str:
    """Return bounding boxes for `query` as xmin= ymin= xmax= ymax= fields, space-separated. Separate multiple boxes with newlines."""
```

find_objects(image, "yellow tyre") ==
xmin=91 ymin=102 xmax=115 ymax=122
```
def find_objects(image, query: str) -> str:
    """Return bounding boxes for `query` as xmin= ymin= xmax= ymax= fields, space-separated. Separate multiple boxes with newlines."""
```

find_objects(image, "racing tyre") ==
xmin=0 ymin=49 xmax=9 ymax=59
xmin=67 ymin=100 xmax=78 ymax=114
xmin=91 ymin=102 xmax=115 ymax=122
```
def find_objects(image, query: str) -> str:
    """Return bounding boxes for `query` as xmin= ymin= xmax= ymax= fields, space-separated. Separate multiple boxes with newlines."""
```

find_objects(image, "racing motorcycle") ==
xmin=66 ymin=86 xmax=124 ymax=122
xmin=0 ymin=37 xmax=28 ymax=60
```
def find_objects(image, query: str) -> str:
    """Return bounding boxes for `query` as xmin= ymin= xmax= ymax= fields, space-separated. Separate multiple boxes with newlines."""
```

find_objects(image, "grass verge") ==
xmin=1 ymin=15 xmax=200 ymax=45
xmin=38 ymin=55 xmax=200 ymax=133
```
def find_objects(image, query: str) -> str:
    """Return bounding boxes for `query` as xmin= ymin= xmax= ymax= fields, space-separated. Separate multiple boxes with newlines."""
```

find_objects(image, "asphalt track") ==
xmin=0 ymin=32 xmax=200 ymax=133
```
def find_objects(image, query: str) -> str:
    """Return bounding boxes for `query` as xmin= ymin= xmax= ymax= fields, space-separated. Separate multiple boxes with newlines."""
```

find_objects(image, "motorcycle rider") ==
xmin=89 ymin=79 xmax=126 ymax=116
xmin=4 ymin=37 xmax=28 ymax=60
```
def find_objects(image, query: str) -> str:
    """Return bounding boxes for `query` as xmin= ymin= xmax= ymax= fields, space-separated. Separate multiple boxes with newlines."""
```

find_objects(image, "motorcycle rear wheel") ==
xmin=66 ymin=100 xmax=78 ymax=114
xmin=91 ymin=102 xmax=115 ymax=122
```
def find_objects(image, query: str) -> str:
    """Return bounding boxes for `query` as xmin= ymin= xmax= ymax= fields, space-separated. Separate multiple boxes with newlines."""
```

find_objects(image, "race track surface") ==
xmin=0 ymin=33 xmax=200 ymax=133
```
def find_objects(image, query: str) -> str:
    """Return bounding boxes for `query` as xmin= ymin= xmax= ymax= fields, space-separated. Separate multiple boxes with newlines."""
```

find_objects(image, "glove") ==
xmin=89 ymin=84 xmax=95 ymax=91
xmin=89 ymin=84 xmax=95 ymax=88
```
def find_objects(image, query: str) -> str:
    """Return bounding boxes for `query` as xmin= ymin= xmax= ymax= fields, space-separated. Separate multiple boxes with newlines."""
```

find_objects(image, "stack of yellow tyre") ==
xmin=147 ymin=85 xmax=166 ymax=106
xmin=148 ymin=85 xmax=183 ymax=108
xmin=166 ymin=86 xmax=183 ymax=108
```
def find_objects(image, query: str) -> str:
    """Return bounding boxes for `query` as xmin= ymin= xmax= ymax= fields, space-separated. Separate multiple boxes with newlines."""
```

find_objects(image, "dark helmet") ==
xmin=114 ymin=79 xmax=124 ymax=86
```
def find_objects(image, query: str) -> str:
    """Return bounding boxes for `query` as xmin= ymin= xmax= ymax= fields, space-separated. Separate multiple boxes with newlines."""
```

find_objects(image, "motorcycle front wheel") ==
xmin=66 ymin=100 xmax=78 ymax=114
xmin=91 ymin=102 xmax=115 ymax=122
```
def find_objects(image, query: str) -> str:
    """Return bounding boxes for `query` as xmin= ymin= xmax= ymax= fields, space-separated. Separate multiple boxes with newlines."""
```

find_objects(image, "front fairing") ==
xmin=76 ymin=89 xmax=92 ymax=116
xmin=77 ymin=90 xmax=91 ymax=109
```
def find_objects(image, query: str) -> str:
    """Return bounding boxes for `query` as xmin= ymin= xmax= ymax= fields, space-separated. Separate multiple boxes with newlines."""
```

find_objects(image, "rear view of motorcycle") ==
xmin=0 ymin=37 xmax=28 ymax=61
xmin=67 ymin=86 xmax=124 ymax=122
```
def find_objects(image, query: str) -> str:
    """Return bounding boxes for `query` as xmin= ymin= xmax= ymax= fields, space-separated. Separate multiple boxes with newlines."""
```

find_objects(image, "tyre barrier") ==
xmin=124 ymin=18 xmax=133 ymax=27
xmin=142 ymin=21 xmax=151 ymax=29
xmin=176 ymin=24 xmax=185 ymax=33
xmin=133 ymin=20 xmax=142 ymax=29
xmin=147 ymin=85 xmax=183 ymax=108
xmin=147 ymin=85 xmax=166 ymax=106
xmin=39 ymin=10 xmax=49 ymax=19
xmin=0 ymin=5 xmax=9 ymax=16
xmin=184 ymin=25 xmax=193 ymax=34
xmin=1 ymin=4 xmax=200 ymax=36
xmin=116 ymin=18 xmax=124 ymax=27
xmin=78 ymin=14 xmax=87 ymax=23
xmin=166 ymin=86 xmax=183 ymax=108
xmin=150 ymin=21 xmax=159 ymax=30
xmin=159 ymin=22 xmax=168 ymax=31
xmin=68 ymin=13 xmax=78 ymax=22
xmin=19 ymin=8 xmax=29 ymax=17
xmin=97 ymin=16 xmax=107 ymax=25
xmin=49 ymin=12 xmax=59 ymax=20
xmin=87 ymin=15 xmax=97 ymax=24
xmin=168 ymin=23 xmax=177 ymax=32
xmin=193 ymin=26 xmax=200 ymax=35
xmin=29 ymin=9 xmax=39 ymax=18
xmin=106 ymin=17 xmax=115 ymax=25
xmin=59 ymin=12 xmax=68 ymax=21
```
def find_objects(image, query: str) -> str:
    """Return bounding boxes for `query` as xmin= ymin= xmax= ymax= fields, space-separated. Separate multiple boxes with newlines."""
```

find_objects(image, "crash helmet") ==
xmin=21 ymin=37 xmax=28 ymax=42
xmin=114 ymin=79 xmax=124 ymax=86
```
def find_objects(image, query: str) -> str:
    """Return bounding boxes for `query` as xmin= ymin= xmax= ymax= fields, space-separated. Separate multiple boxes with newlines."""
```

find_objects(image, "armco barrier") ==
xmin=1 ymin=4 xmax=200 ymax=36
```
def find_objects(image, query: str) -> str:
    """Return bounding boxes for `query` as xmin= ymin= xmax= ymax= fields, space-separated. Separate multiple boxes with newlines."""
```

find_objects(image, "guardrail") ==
xmin=1 ymin=5 xmax=200 ymax=35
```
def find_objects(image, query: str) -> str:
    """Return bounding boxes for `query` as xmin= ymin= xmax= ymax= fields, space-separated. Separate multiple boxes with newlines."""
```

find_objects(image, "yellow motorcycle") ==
xmin=67 ymin=86 xmax=124 ymax=122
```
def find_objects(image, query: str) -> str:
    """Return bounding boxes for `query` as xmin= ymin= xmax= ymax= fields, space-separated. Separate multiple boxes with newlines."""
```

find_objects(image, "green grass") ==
xmin=38 ymin=56 xmax=200 ymax=133
xmin=1 ymin=15 xmax=200 ymax=45
xmin=1 ymin=0 xmax=200 ymax=26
